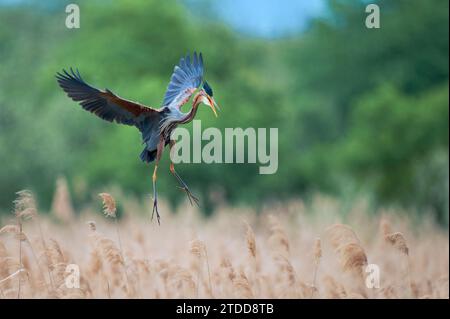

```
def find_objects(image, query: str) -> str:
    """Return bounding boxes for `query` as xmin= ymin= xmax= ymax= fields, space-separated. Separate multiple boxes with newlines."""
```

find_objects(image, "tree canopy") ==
xmin=0 ymin=0 xmax=448 ymax=223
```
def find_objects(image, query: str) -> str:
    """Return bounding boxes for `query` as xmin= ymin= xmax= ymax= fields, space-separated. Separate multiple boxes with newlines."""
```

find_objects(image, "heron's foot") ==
xmin=177 ymin=185 xmax=200 ymax=207
xmin=151 ymin=195 xmax=161 ymax=225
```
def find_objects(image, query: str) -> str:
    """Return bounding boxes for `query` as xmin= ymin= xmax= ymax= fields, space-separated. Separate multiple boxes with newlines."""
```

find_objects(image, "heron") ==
xmin=56 ymin=52 xmax=219 ymax=224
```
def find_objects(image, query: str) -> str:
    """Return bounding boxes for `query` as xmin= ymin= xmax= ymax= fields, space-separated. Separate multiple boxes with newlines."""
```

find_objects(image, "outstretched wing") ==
xmin=162 ymin=52 xmax=204 ymax=108
xmin=56 ymin=68 xmax=159 ymax=126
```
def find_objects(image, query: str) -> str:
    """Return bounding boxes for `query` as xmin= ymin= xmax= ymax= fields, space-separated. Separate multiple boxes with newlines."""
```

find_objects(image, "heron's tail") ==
xmin=140 ymin=149 xmax=156 ymax=163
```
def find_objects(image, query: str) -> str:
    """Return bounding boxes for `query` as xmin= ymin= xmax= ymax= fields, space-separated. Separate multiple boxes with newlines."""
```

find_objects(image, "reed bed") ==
xmin=0 ymin=189 xmax=448 ymax=299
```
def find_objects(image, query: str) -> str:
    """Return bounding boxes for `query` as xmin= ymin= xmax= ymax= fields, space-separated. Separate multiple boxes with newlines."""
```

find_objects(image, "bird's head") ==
xmin=197 ymin=81 xmax=219 ymax=117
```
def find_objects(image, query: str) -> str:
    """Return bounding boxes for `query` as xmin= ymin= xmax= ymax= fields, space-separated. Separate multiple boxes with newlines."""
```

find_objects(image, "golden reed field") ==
xmin=0 ymin=182 xmax=448 ymax=299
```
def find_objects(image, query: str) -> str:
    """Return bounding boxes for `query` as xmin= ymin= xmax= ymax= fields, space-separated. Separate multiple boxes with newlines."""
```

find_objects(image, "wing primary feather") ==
xmin=193 ymin=51 xmax=198 ymax=70
xmin=57 ymin=68 xmax=159 ymax=126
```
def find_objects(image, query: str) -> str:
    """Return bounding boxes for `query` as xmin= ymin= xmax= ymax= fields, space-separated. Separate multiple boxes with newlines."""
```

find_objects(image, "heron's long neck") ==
xmin=180 ymin=93 xmax=201 ymax=124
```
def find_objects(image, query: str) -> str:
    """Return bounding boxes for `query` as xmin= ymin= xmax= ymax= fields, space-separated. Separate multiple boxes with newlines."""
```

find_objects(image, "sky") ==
xmin=211 ymin=0 xmax=326 ymax=37
xmin=183 ymin=0 xmax=326 ymax=37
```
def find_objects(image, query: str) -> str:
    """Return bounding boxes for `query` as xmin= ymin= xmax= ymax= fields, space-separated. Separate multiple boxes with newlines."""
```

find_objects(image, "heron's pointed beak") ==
xmin=214 ymin=99 xmax=221 ymax=111
xmin=208 ymin=97 xmax=218 ymax=118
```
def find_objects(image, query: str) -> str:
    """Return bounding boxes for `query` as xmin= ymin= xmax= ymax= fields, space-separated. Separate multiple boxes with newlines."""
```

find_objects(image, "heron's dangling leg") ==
xmin=169 ymin=140 xmax=199 ymax=206
xmin=151 ymin=164 xmax=160 ymax=225
xmin=151 ymin=139 xmax=165 ymax=225
xmin=170 ymin=163 xmax=200 ymax=206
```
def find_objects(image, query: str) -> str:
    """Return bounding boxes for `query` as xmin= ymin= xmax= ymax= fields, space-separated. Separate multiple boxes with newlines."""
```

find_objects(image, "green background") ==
xmin=0 ymin=0 xmax=448 ymax=223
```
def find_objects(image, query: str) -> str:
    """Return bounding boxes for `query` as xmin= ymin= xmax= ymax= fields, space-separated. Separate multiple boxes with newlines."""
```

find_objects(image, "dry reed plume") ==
xmin=0 ymin=191 xmax=448 ymax=299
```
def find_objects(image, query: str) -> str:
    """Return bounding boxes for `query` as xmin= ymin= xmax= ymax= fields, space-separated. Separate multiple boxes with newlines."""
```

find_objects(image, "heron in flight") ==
xmin=56 ymin=52 xmax=219 ymax=224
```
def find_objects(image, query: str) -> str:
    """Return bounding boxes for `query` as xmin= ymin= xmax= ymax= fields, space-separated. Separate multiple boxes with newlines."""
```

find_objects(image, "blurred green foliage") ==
xmin=0 ymin=0 xmax=448 ymax=223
